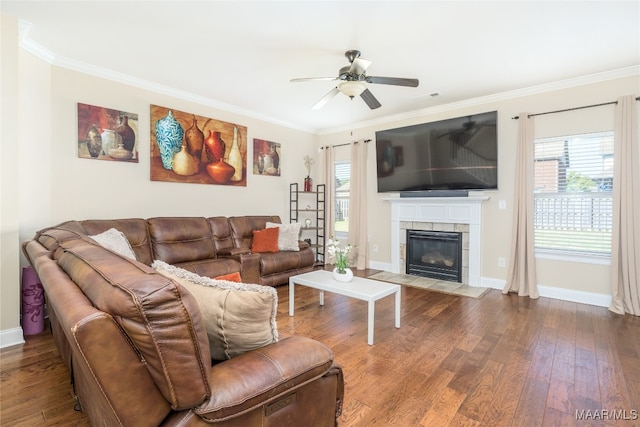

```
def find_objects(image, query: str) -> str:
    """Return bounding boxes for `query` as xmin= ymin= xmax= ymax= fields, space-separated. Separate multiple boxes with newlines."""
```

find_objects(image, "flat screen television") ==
xmin=375 ymin=111 xmax=498 ymax=195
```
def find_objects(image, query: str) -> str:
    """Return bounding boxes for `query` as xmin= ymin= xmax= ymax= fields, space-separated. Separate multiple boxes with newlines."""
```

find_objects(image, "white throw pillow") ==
xmin=266 ymin=221 xmax=301 ymax=251
xmin=152 ymin=260 xmax=278 ymax=360
xmin=89 ymin=228 xmax=137 ymax=260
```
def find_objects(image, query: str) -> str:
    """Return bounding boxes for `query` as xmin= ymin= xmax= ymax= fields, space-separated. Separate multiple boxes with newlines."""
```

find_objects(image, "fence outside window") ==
xmin=534 ymin=193 xmax=612 ymax=255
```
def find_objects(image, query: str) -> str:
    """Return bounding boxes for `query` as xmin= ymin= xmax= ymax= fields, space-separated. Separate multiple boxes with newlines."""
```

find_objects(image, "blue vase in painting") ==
xmin=155 ymin=110 xmax=184 ymax=169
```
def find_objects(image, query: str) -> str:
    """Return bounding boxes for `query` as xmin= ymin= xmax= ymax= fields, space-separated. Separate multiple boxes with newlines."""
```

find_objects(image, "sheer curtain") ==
xmin=349 ymin=140 xmax=368 ymax=270
xmin=609 ymin=95 xmax=640 ymax=316
xmin=322 ymin=145 xmax=336 ymax=241
xmin=503 ymin=113 xmax=539 ymax=298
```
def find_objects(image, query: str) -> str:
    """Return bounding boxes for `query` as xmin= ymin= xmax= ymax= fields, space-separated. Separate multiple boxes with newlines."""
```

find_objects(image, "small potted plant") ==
xmin=326 ymin=237 xmax=354 ymax=282
xmin=303 ymin=155 xmax=314 ymax=191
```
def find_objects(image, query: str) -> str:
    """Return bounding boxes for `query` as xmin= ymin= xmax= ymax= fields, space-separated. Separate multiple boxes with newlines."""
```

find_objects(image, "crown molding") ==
xmin=17 ymin=23 xmax=315 ymax=134
xmin=17 ymin=21 xmax=638 ymax=136
xmin=318 ymin=65 xmax=640 ymax=135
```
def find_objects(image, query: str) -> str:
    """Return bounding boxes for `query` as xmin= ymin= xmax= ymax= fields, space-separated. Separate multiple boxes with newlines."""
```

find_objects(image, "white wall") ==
xmin=317 ymin=74 xmax=640 ymax=304
xmin=44 ymin=67 xmax=316 ymax=226
xmin=1 ymin=15 xmax=23 ymax=346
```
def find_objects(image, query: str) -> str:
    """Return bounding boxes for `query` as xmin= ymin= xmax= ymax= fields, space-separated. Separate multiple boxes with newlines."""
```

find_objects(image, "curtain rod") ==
xmin=511 ymin=96 xmax=640 ymax=120
xmin=320 ymin=139 xmax=371 ymax=149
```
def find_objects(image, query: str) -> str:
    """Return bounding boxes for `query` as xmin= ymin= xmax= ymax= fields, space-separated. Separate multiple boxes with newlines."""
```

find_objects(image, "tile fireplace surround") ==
xmin=383 ymin=196 xmax=489 ymax=286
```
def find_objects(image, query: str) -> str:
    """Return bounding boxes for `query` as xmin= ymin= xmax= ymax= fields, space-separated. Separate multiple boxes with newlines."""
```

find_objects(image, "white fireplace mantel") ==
xmin=383 ymin=196 xmax=489 ymax=286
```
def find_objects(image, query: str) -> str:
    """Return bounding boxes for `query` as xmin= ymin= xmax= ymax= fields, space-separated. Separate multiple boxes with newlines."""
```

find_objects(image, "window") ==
xmin=334 ymin=161 xmax=350 ymax=235
xmin=533 ymin=131 xmax=614 ymax=258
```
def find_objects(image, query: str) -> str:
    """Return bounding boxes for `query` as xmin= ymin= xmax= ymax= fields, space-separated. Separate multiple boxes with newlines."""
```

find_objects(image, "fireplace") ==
xmin=406 ymin=230 xmax=463 ymax=282
xmin=384 ymin=195 xmax=488 ymax=286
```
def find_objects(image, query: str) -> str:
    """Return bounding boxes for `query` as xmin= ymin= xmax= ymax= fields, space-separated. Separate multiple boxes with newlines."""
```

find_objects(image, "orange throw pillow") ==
xmin=251 ymin=227 xmax=279 ymax=253
xmin=214 ymin=272 xmax=242 ymax=282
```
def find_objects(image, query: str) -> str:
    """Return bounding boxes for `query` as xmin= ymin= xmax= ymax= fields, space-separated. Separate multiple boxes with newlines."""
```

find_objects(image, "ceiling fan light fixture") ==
xmin=338 ymin=81 xmax=366 ymax=98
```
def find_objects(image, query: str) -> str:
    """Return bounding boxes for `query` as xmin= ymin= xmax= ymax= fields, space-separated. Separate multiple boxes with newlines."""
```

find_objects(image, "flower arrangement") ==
xmin=326 ymin=237 xmax=354 ymax=274
xmin=303 ymin=155 xmax=314 ymax=177
xmin=303 ymin=155 xmax=315 ymax=191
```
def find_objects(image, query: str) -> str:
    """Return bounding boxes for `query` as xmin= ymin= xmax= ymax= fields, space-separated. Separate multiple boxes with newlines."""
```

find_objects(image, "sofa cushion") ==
xmin=266 ymin=221 xmax=301 ymax=251
xmin=148 ymin=217 xmax=216 ymax=264
xmin=89 ymin=228 xmax=137 ymax=260
xmin=259 ymin=249 xmax=317 ymax=277
xmin=251 ymin=227 xmax=279 ymax=253
xmin=80 ymin=219 xmax=152 ymax=264
xmin=207 ymin=216 xmax=236 ymax=252
xmin=152 ymin=261 xmax=278 ymax=361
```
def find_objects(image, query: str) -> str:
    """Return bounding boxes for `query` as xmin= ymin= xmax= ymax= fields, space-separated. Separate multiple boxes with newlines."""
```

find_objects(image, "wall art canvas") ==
xmin=77 ymin=103 xmax=139 ymax=162
xmin=150 ymin=105 xmax=247 ymax=186
xmin=252 ymin=138 xmax=281 ymax=176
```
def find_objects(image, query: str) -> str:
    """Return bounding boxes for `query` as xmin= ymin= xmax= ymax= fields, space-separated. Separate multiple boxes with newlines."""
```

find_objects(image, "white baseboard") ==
xmin=480 ymin=277 xmax=505 ymax=290
xmin=0 ymin=327 xmax=25 ymax=349
xmin=536 ymin=285 xmax=611 ymax=307
xmin=368 ymin=261 xmax=613 ymax=308
xmin=368 ymin=260 xmax=392 ymax=271
xmin=480 ymin=276 xmax=611 ymax=307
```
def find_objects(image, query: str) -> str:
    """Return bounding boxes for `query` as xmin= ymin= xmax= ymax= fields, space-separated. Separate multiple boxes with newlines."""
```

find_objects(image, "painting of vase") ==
xmin=150 ymin=105 xmax=248 ymax=186
xmin=253 ymin=139 xmax=281 ymax=176
xmin=77 ymin=103 xmax=139 ymax=162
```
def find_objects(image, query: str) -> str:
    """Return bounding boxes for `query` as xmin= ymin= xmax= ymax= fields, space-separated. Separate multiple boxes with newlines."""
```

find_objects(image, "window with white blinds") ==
xmin=533 ymin=131 xmax=614 ymax=257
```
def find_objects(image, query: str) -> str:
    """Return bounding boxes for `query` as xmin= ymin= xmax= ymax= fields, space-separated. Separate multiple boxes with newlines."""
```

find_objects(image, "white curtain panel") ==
xmin=609 ymin=95 xmax=640 ymax=316
xmin=349 ymin=140 xmax=368 ymax=270
xmin=503 ymin=113 xmax=539 ymax=298
xmin=322 ymin=145 xmax=336 ymax=242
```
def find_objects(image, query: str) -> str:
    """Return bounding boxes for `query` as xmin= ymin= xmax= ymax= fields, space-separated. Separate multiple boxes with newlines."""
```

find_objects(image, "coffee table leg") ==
xmin=395 ymin=289 xmax=401 ymax=328
xmin=368 ymin=300 xmax=375 ymax=345
xmin=319 ymin=290 xmax=324 ymax=306
xmin=289 ymin=280 xmax=294 ymax=316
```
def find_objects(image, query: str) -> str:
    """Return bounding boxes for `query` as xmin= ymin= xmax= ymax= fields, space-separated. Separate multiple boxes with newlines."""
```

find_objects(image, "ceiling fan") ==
xmin=290 ymin=49 xmax=419 ymax=110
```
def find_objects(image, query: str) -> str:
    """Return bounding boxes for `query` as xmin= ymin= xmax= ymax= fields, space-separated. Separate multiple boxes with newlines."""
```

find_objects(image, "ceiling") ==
xmin=2 ymin=1 xmax=639 ymax=134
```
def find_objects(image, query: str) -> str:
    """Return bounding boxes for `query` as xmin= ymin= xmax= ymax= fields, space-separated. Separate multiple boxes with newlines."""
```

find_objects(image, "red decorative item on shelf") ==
xmin=304 ymin=176 xmax=313 ymax=192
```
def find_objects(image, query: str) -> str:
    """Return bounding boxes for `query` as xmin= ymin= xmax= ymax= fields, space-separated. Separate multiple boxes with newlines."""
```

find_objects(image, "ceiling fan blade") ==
xmin=366 ymin=76 xmax=419 ymax=87
xmin=290 ymin=77 xmax=338 ymax=82
xmin=349 ymin=58 xmax=371 ymax=75
xmin=312 ymin=87 xmax=340 ymax=110
xmin=360 ymin=89 xmax=381 ymax=110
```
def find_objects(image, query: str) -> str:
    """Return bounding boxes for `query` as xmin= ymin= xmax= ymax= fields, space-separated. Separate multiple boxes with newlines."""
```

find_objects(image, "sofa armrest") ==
xmin=218 ymin=249 xmax=260 ymax=283
xmin=194 ymin=336 xmax=338 ymax=422
xmin=217 ymin=247 xmax=250 ymax=257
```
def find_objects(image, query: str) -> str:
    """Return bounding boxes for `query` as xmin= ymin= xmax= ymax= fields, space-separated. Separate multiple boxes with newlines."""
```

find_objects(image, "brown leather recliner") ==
xmin=23 ymin=223 xmax=344 ymax=426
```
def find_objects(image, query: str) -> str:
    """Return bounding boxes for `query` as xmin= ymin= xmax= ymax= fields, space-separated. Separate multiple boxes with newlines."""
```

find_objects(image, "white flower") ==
xmin=303 ymin=155 xmax=315 ymax=176
xmin=326 ymin=237 xmax=354 ymax=273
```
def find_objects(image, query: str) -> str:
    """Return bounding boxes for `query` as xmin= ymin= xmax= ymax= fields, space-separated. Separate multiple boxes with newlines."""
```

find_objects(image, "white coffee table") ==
xmin=289 ymin=270 xmax=401 ymax=345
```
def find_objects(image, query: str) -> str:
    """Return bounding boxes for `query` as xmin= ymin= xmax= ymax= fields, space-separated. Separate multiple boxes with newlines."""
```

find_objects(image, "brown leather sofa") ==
xmin=57 ymin=215 xmax=315 ymax=286
xmin=22 ymin=219 xmax=343 ymax=426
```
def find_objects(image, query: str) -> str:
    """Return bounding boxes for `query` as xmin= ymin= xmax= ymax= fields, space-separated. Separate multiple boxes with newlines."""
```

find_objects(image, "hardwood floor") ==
xmin=2 ymin=270 xmax=639 ymax=426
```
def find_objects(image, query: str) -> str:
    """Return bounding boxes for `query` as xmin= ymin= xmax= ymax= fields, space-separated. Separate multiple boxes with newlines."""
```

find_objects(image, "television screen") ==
xmin=375 ymin=111 xmax=498 ymax=193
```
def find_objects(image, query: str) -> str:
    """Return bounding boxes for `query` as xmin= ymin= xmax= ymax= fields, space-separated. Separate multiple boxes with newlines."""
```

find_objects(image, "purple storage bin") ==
xmin=21 ymin=266 xmax=44 ymax=335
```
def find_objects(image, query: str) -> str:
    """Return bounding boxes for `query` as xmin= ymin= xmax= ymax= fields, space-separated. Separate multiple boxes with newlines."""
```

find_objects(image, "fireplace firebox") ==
xmin=406 ymin=230 xmax=463 ymax=282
